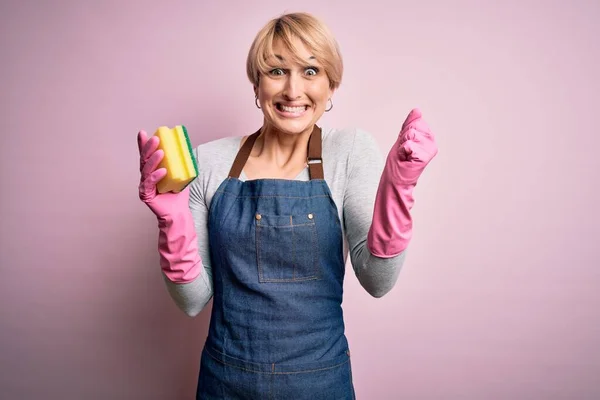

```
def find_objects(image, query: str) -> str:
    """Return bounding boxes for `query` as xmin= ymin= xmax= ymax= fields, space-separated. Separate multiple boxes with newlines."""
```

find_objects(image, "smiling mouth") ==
xmin=275 ymin=103 xmax=309 ymax=114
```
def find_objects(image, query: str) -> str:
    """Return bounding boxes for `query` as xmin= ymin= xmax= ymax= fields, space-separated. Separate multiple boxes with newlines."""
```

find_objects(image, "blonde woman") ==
xmin=137 ymin=12 xmax=438 ymax=399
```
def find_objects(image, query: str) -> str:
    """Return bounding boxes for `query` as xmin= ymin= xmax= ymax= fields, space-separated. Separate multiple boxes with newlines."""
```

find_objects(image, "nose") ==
xmin=282 ymin=73 xmax=303 ymax=100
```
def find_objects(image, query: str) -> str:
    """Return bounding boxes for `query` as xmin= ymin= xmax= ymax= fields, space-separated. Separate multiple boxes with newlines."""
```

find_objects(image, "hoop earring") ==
xmin=325 ymin=98 xmax=333 ymax=112
xmin=255 ymin=96 xmax=261 ymax=109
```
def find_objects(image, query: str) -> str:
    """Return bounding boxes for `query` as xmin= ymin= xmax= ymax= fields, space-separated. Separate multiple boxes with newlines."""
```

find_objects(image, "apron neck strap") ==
xmin=228 ymin=125 xmax=324 ymax=180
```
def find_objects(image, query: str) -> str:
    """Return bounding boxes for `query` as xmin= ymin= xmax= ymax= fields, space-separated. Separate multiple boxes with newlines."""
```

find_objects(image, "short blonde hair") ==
xmin=246 ymin=12 xmax=343 ymax=90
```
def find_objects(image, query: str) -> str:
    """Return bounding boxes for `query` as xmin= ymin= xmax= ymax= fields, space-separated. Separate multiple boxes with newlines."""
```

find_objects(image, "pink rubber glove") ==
xmin=137 ymin=130 xmax=202 ymax=283
xmin=367 ymin=108 xmax=438 ymax=258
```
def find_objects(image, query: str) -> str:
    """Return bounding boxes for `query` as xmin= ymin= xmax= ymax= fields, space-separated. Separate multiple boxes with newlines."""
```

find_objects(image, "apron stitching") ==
xmin=256 ymin=223 xmax=263 ymax=281
xmin=206 ymin=349 xmax=350 ymax=375
xmin=312 ymin=213 xmax=319 ymax=277
xmin=215 ymin=193 xmax=330 ymax=199
xmin=291 ymin=215 xmax=298 ymax=280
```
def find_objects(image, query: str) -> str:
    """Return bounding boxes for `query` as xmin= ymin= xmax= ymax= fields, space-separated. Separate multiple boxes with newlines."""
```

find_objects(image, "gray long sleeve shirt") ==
xmin=162 ymin=126 xmax=406 ymax=317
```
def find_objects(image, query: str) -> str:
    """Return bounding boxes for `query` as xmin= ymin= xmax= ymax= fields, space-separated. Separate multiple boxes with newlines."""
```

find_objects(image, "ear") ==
xmin=253 ymin=85 xmax=258 ymax=97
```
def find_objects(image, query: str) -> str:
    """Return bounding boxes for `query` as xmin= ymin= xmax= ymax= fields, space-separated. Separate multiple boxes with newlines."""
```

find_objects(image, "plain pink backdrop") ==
xmin=2 ymin=1 xmax=599 ymax=399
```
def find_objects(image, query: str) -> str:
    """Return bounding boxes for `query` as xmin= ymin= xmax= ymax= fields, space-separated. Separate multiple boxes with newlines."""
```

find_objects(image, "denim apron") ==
xmin=196 ymin=126 xmax=355 ymax=399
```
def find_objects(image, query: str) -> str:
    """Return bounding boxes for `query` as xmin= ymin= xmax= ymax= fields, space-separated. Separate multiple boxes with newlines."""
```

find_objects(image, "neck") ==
xmin=253 ymin=122 xmax=315 ymax=167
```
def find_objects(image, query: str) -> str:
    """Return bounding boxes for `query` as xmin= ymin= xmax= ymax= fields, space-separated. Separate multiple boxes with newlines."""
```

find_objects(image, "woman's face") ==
xmin=255 ymin=36 xmax=333 ymax=136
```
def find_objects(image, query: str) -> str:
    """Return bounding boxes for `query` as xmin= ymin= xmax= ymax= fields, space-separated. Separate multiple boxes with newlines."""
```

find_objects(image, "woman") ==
xmin=137 ymin=12 xmax=437 ymax=399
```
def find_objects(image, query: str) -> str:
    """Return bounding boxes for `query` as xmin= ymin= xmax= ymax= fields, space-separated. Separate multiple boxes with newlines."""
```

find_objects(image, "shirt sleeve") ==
xmin=342 ymin=128 xmax=407 ymax=297
xmin=161 ymin=146 xmax=214 ymax=317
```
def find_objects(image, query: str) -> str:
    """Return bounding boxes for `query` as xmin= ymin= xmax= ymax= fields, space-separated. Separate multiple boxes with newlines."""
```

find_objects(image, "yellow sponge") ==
xmin=153 ymin=125 xmax=198 ymax=193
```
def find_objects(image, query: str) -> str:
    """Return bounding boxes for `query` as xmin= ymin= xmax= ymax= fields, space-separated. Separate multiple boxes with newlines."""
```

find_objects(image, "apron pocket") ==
xmin=255 ymin=212 xmax=320 ymax=282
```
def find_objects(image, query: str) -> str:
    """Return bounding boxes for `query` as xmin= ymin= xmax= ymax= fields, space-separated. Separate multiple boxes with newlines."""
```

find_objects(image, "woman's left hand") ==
xmin=392 ymin=108 xmax=438 ymax=185
xmin=366 ymin=108 xmax=438 ymax=258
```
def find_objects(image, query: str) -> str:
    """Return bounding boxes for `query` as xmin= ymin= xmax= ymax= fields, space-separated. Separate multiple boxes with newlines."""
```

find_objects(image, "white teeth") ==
xmin=280 ymin=105 xmax=306 ymax=113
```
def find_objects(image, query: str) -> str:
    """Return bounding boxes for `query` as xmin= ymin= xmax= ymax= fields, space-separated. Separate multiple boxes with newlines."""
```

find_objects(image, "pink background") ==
xmin=2 ymin=1 xmax=599 ymax=399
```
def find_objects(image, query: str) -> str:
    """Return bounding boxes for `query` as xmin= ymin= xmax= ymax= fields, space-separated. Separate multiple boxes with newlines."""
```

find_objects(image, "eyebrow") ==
xmin=274 ymin=54 xmax=316 ymax=61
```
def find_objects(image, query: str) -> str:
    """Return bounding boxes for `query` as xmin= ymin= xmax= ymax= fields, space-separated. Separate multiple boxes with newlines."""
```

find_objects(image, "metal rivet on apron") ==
xmin=308 ymin=213 xmax=313 ymax=219
xmin=255 ymin=213 xmax=262 ymax=220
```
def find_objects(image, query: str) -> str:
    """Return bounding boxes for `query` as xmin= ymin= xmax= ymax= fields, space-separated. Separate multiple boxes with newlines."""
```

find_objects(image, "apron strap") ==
xmin=228 ymin=125 xmax=324 ymax=180
xmin=228 ymin=128 xmax=261 ymax=179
